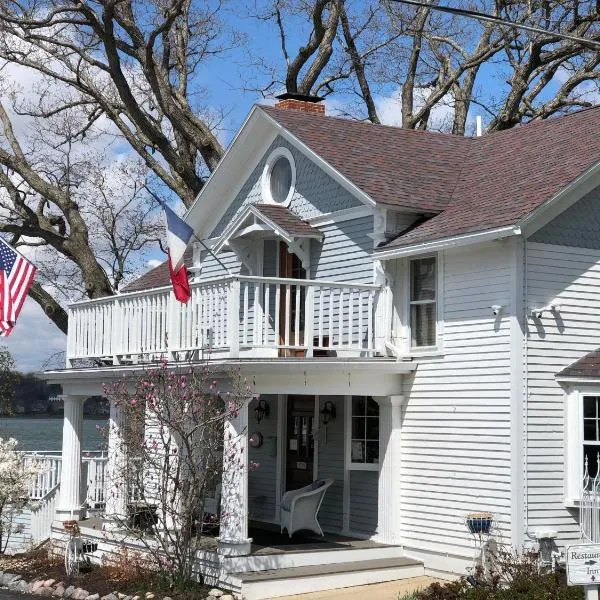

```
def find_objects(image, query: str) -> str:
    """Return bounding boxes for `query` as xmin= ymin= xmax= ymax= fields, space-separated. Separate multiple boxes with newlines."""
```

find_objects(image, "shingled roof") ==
xmin=122 ymin=246 xmax=193 ymax=293
xmin=557 ymin=349 xmax=600 ymax=379
xmin=253 ymin=204 xmax=322 ymax=238
xmin=261 ymin=105 xmax=600 ymax=251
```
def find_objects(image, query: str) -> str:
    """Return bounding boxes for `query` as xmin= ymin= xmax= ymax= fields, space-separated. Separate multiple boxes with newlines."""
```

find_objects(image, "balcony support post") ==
xmin=305 ymin=285 xmax=315 ymax=357
xmin=218 ymin=399 xmax=252 ymax=556
xmin=56 ymin=395 xmax=85 ymax=521
xmin=228 ymin=279 xmax=240 ymax=358
xmin=374 ymin=260 xmax=392 ymax=356
xmin=104 ymin=396 xmax=128 ymax=528
xmin=374 ymin=395 xmax=404 ymax=545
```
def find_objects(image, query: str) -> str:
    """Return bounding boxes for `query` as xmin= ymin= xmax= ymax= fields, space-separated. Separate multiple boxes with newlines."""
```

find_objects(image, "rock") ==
xmin=132 ymin=596 xmax=141 ymax=600
xmin=2 ymin=574 xmax=18 ymax=586
xmin=16 ymin=580 xmax=29 ymax=593
xmin=31 ymin=580 xmax=45 ymax=593
xmin=64 ymin=585 xmax=76 ymax=598
xmin=117 ymin=593 xmax=127 ymax=600
xmin=144 ymin=594 xmax=154 ymax=600
xmin=53 ymin=585 xmax=66 ymax=597
xmin=101 ymin=593 xmax=118 ymax=600
xmin=44 ymin=579 xmax=56 ymax=588
xmin=72 ymin=589 xmax=90 ymax=600
xmin=207 ymin=590 xmax=223 ymax=598
xmin=36 ymin=587 xmax=55 ymax=597
xmin=87 ymin=594 xmax=100 ymax=600
xmin=8 ymin=578 xmax=22 ymax=590
xmin=163 ymin=596 xmax=174 ymax=600
xmin=220 ymin=596 xmax=234 ymax=600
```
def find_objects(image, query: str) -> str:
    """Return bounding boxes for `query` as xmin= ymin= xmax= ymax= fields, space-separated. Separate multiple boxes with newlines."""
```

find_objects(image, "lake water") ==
xmin=0 ymin=417 xmax=108 ymax=452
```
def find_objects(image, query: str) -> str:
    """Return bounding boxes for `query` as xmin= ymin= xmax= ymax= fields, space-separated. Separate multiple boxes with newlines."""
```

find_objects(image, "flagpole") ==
xmin=191 ymin=233 xmax=234 ymax=277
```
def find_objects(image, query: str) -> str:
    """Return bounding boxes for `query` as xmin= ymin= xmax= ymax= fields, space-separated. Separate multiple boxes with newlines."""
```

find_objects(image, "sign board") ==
xmin=567 ymin=544 xmax=600 ymax=586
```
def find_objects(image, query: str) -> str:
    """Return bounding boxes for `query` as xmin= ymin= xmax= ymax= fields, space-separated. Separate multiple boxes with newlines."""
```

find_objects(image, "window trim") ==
xmin=261 ymin=147 xmax=296 ymax=207
xmin=406 ymin=253 xmax=441 ymax=353
xmin=346 ymin=395 xmax=380 ymax=472
xmin=564 ymin=386 xmax=600 ymax=505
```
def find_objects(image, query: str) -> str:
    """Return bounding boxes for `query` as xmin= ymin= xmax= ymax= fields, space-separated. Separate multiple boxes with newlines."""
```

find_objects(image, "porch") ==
xmin=49 ymin=517 xmax=422 ymax=599
xmin=66 ymin=275 xmax=385 ymax=366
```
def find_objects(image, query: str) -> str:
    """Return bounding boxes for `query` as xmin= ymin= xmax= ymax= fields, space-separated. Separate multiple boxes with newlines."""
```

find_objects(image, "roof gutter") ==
xmin=374 ymin=225 xmax=522 ymax=260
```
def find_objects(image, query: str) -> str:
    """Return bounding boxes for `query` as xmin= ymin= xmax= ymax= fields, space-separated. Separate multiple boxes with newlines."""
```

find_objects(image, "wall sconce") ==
xmin=254 ymin=398 xmax=270 ymax=423
xmin=320 ymin=400 xmax=336 ymax=426
xmin=490 ymin=305 xmax=503 ymax=317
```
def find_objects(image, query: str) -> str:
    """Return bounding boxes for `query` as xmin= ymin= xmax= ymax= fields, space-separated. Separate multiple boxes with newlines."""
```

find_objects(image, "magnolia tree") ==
xmin=0 ymin=438 xmax=42 ymax=553
xmin=102 ymin=361 xmax=255 ymax=588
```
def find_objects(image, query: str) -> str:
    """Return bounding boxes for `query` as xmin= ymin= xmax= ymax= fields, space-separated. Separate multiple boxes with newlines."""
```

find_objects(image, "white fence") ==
xmin=581 ymin=455 xmax=600 ymax=542
xmin=67 ymin=275 xmax=382 ymax=365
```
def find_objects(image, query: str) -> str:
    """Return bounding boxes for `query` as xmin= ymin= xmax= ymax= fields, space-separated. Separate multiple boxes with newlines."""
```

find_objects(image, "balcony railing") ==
xmin=67 ymin=275 xmax=384 ymax=365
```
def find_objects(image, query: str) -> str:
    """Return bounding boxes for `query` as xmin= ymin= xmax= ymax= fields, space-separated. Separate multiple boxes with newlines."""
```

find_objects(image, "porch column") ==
xmin=104 ymin=397 xmax=128 ymax=527
xmin=56 ymin=395 xmax=85 ymax=520
xmin=218 ymin=400 xmax=252 ymax=556
xmin=375 ymin=395 xmax=404 ymax=545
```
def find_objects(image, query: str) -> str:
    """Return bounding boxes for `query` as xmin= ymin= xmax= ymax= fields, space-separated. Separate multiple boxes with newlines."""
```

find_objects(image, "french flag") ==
xmin=163 ymin=203 xmax=194 ymax=303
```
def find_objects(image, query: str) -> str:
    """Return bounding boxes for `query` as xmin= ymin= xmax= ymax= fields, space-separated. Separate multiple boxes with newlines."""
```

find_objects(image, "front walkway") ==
xmin=275 ymin=576 xmax=441 ymax=600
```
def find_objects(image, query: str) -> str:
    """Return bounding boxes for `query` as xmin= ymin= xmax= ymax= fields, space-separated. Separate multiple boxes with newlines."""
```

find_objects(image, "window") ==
xmin=350 ymin=396 xmax=379 ymax=467
xmin=262 ymin=147 xmax=296 ymax=206
xmin=410 ymin=256 xmax=437 ymax=348
xmin=584 ymin=396 xmax=600 ymax=483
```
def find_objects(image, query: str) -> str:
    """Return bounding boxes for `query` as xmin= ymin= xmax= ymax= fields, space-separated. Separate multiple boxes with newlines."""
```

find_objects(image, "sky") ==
xmin=0 ymin=1 xmax=575 ymax=372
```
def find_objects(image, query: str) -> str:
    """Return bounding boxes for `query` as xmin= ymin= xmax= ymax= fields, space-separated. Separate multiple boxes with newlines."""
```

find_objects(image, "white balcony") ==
xmin=67 ymin=275 xmax=384 ymax=366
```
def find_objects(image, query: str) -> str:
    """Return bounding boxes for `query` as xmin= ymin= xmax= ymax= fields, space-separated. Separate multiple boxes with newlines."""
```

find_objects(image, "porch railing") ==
xmin=67 ymin=275 xmax=383 ymax=365
xmin=21 ymin=451 xmax=107 ymax=503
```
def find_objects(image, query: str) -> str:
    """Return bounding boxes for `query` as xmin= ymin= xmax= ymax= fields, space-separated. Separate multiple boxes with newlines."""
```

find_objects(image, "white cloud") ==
xmin=147 ymin=259 xmax=163 ymax=269
xmin=2 ymin=297 xmax=65 ymax=372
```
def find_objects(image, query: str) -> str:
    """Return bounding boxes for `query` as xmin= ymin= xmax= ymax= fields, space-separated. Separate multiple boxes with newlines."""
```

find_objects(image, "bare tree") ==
xmin=0 ymin=0 xmax=599 ymax=334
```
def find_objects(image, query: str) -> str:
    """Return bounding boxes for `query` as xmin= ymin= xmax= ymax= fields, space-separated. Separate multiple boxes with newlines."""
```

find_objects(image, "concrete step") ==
xmin=230 ymin=556 xmax=425 ymax=600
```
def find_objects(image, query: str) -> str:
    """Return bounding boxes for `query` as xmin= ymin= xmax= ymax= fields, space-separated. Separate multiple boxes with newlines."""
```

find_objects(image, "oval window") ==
xmin=269 ymin=156 xmax=293 ymax=204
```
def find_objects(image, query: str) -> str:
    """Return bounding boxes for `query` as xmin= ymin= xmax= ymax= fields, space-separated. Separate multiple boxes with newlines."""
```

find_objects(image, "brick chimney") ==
xmin=275 ymin=92 xmax=325 ymax=114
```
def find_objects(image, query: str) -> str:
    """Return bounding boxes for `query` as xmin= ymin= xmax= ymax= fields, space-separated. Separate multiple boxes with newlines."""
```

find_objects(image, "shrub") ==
xmin=414 ymin=551 xmax=585 ymax=600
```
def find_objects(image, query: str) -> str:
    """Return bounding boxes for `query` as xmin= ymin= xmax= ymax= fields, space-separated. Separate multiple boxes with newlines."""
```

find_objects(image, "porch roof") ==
xmin=557 ymin=349 xmax=600 ymax=380
xmin=43 ymin=357 xmax=415 ymax=397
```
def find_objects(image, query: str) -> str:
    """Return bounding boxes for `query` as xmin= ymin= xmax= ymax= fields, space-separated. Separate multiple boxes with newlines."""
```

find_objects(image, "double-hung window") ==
xmin=409 ymin=256 xmax=437 ymax=348
xmin=584 ymin=396 xmax=600 ymax=483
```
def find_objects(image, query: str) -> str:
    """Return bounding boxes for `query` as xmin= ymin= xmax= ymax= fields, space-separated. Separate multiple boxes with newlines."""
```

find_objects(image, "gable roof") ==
xmin=557 ymin=349 xmax=600 ymax=379
xmin=122 ymin=247 xmax=193 ymax=293
xmin=252 ymin=204 xmax=322 ymax=238
xmin=261 ymin=105 xmax=471 ymax=214
xmin=261 ymin=105 xmax=600 ymax=253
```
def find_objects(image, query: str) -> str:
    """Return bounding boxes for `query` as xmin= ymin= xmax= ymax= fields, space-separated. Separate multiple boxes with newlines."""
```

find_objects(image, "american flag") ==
xmin=0 ymin=239 xmax=37 ymax=337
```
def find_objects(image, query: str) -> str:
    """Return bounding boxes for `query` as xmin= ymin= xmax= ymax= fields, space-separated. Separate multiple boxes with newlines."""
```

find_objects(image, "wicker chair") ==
xmin=280 ymin=479 xmax=333 ymax=538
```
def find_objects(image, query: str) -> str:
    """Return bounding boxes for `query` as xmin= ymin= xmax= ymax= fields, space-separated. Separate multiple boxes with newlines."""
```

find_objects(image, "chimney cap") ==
xmin=275 ymin=92 xmax=324 ymax=104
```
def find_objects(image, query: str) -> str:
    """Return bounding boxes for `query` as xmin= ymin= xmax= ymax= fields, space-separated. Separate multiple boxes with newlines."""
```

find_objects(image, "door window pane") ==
xmin=351 ymin=396 xmax=379 ymax=465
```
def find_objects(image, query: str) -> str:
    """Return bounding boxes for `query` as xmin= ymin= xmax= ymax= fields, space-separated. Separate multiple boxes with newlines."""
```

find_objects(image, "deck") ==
xmin=66 ymin=275 xmax=384 ymax=366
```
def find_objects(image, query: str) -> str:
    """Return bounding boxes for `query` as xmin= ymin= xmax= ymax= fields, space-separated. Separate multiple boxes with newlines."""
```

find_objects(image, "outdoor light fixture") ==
xmin=320 ymin=400 xmax=336 ymax=426
xmin=490 ymin=305 xmax=503 ymax=317
xmin=254 ymin=398 xmax=270 ymax=423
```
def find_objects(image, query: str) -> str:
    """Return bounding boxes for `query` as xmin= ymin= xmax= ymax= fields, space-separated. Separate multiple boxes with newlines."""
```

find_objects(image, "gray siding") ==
xmin=525 ymin=242 xmax=600 ymax=543
xmin=317 ymin=396 xmax=345 ymax=533
xmin=210 ymin=136 xmax=362 ymax=239
xmin=310 ymin=216 xmax=374 ymax=284
xmin=530 ymin=187 xmax=600 ymax=249
xmin=398 ymin=243 xmax=514 ymax=565
xmin=248 ymin=395 xmax=279 ymax=523
xmin=349 ymin=471 xmax=378 ymax=536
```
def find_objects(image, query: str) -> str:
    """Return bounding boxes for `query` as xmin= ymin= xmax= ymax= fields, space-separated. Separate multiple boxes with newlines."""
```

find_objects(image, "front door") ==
xmin=278 ymin=241 xmax=306 ymax=356
xmin=285 ymin=395 xmax=315 ymax=491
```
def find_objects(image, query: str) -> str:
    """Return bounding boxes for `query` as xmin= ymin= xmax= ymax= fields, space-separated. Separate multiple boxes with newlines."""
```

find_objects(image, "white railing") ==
xmin=67 ymin=275 xmax=383 ymax=365
xmin=21 ymin=451 xmax=107 ymax=503
xmin=581 ymin=455 xmax=600 ymax=542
